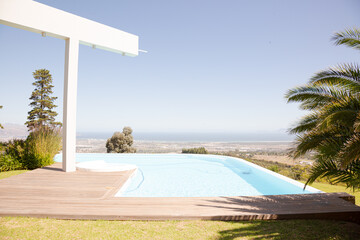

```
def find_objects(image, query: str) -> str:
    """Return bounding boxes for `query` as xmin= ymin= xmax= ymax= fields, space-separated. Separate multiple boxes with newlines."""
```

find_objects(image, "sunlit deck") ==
xmin=0 ymin=163 xmax=359 ymax=222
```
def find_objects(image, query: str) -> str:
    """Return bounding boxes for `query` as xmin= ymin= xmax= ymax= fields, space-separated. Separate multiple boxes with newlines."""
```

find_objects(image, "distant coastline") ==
xmin=77 ymin=132 xmax=294 ymax=142
xmin=0 ymin=123 xmax=294 ymax=142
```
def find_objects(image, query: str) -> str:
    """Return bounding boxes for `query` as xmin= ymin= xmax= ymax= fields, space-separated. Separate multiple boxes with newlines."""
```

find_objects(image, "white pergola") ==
xmin=0 ymin=0 xmax=139 ymax=172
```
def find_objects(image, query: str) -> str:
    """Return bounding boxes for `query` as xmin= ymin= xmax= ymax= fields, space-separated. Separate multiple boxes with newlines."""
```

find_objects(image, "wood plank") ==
xmin=0 ymin=163 xmax=359 ymax=223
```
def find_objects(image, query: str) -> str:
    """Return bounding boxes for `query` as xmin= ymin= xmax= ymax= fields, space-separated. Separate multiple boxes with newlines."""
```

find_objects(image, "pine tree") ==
xmin=26 ymin=69 xmax=61 ymax=130
xmin=0 ymin=105 xmax=3 ymax=129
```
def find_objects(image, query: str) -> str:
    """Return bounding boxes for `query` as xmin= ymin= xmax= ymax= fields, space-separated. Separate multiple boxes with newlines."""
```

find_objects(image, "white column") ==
xmin=62 ymin=37 xmax=79 ymax=172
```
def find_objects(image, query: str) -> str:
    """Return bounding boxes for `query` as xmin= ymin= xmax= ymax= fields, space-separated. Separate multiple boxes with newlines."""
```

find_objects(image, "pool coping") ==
xmin=0 ymin=163 xmax=359 ymax=223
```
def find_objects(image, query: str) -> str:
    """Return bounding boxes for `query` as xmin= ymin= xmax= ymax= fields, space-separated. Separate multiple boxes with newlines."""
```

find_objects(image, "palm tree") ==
xmin=285 ymin=28 xmax=360 ymax=190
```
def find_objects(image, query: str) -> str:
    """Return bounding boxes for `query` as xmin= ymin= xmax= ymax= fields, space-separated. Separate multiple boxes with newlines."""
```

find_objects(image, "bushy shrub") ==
xmin=0 ymin=154 xmax=24 ymax=171
xmin=290 ymin=165 xmax=311 ymax=180
xmin=0 ymin=127 xmax=62 ymax=171
xmin=0 ymin=142 xmax=5 ymax=153
xmin=106 ymin=127 xmax=136 ymax=153
xmin=25 ymin=127 xmax=62 ymax=169
xmin=4 ymin=139 xmax=27 ymax=161
xmin=182 ymin=147 xmax=208 ymax=154
xmin=268 ymin=165 xmax=279 ymax=173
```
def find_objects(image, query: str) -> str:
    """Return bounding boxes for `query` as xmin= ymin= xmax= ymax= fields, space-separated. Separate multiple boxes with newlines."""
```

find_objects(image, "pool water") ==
xmin=54 ymin=153 xmax=321 ymax=197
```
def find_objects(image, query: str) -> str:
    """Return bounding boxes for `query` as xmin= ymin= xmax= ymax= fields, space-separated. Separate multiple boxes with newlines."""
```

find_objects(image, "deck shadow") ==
xmin=197 ymin=194 xmax=360 ymax=223
xmin=41 ymin=166 xmax=63 ymax=172
xmin=214 ymin=220 xmax=360 ymax=240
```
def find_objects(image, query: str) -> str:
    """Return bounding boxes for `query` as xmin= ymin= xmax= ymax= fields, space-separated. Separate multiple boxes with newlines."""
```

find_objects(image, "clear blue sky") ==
xmin=0 ymin=0 xmax=359 ymax=134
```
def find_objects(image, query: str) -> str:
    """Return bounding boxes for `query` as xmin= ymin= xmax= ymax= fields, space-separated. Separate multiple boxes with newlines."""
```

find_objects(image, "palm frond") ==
xmin=318 ymin=111 xmax=356 ymax=130
xmin=288 ymin=113 xmax=320 ymax=134
xmin=318 ymin=100 xmax=359 ymax=129
xmin=305 ymin=158 xmax=339 ymax=186
xmin=305 ymin=158 xmax=360 ymax=191
xmin=332 ymin=28 xmax=360 ymax=50
xmin=310 ymin=64 xmax=360 ymax=93
xmin=292 ymin=131 xmax=335 ymax=158
xmin=354 ymin=112 xmax=360 ymax=132
xmin=285 ymin=85 xmax=347 ymax=110
xmin=339 ymin=133 xmax=360 ymax=167
xmin=293 ymin=124 xmax=351 ymax=159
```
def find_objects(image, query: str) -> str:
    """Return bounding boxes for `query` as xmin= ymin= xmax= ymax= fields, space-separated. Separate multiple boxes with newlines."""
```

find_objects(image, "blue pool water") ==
xmin=54 ymin=153 xmax=321 ymax=197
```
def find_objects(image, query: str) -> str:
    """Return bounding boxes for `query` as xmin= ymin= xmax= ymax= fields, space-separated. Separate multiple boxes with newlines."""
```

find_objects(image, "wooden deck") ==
xmin=0 ymin=163 xmax=359 ymax=222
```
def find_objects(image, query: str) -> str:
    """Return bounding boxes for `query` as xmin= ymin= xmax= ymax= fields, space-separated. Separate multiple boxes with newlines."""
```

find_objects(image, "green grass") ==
xmin=0 ymin=217 xmax=359 ymax=240
xmin=0 ymin=170 xmax=28 ymax=179
xmin=305 ymin=181 xmax=360 ymax=206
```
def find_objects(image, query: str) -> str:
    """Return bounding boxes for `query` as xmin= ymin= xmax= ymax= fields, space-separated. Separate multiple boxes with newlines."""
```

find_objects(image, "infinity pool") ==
xmin=54 ymin=153 xmax=321 ymax=197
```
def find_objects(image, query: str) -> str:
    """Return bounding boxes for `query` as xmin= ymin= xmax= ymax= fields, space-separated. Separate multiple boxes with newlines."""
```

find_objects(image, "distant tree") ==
xmin=25 ymin=69 xmax=61 ymax=131
xmin=0 ymin=105 xmax=3 ymax=129
xmin=182 ymin=147 xmax=208 ymax=154
xmin=106 ymin=127 xmax=136 ymax=153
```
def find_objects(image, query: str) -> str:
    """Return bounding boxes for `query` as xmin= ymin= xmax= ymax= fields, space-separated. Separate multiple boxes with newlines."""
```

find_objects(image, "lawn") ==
xmin=0 ymin=170 xmax=28 ymax=180
xmin=0 ymin=170 xmax=359 ymax=239
xmin=0 ymin=217 xmax=359 ymax=240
